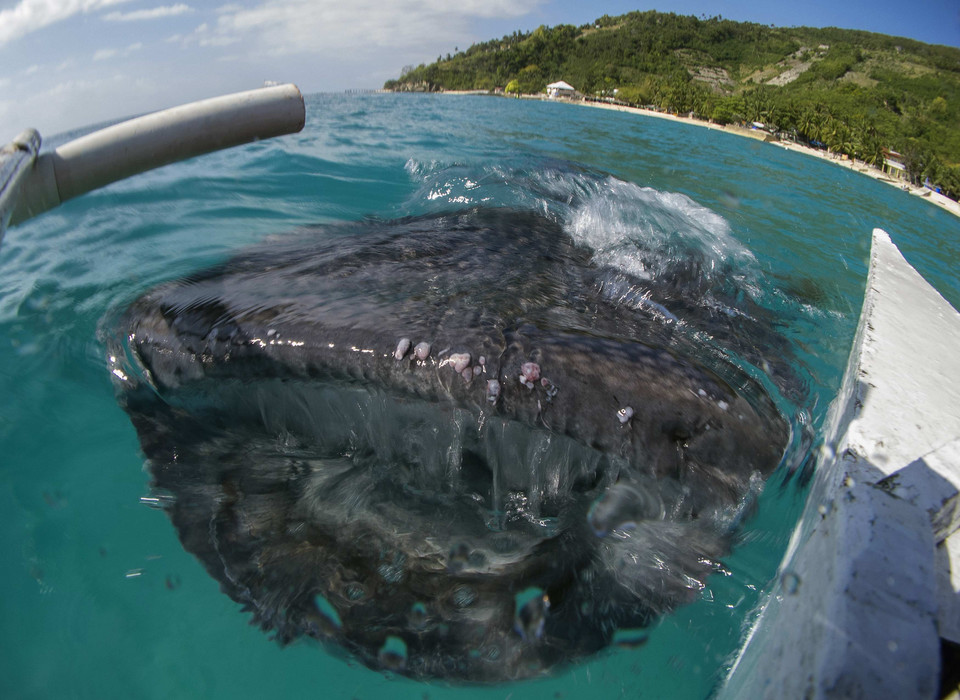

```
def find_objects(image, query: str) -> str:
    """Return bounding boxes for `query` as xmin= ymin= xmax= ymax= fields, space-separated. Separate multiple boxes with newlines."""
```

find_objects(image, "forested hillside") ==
xmin=385 ymin=11 xmax=960 ymax=199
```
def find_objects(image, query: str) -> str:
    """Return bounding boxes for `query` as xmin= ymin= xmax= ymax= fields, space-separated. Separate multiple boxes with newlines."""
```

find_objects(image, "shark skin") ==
xmin=109 ymin=208 xmax=790 ymax=681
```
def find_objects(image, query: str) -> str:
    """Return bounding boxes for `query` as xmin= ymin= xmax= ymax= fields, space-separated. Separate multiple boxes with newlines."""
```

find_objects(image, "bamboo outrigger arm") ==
xmin=0 ymin=83 xmax=305 ymax=243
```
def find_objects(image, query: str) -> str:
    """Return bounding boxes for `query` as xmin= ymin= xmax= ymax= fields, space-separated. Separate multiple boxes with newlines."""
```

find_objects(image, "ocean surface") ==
xmin=1 ymin=92 xmax=958 ymax=699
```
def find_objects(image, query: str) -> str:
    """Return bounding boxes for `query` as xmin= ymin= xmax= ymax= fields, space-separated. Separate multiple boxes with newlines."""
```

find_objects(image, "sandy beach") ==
xmin=434 ymin=91 xmax=960 ymax=220
xmin=572 ymin=98 xmax=960 ymax=220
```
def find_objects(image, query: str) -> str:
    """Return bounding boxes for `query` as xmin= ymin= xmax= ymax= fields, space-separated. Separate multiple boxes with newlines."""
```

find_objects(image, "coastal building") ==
xmin=546 ymin=81 xmax=576 ymax=99
xmin=882 ymin=149 xmax=907 ymax=180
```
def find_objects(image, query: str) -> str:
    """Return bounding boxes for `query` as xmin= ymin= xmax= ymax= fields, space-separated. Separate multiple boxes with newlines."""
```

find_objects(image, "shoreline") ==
xmin=434 ymin=91 xmax=960 ymax=220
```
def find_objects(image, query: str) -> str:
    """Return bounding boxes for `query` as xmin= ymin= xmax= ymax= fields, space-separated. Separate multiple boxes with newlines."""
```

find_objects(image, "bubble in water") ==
xmin=378 ymin=551 xmax=406 ymax=584
xmin=343 ymin=582 xmax=367 ymax=601
xmin=314 ymin=593 xmax=342 ymax=629
xmin=409 ymin=601 xmax=429 ymax=629
xmin=780 ymin=570 xmax=801 ymax=595
xmin=481 ymin=644 xmax=501 ymax=661
xmin=378 ymin=636 xmax=408 ymax=671
xmin=613 ymin=628 xmax=648 ymax=649
xmin=514 ymin=587 xmax=550 ymax=641
xmin=451 ymin=585 xmax=477 ymax=608
xmin=588 ymin=481 xmax=662 ymax=536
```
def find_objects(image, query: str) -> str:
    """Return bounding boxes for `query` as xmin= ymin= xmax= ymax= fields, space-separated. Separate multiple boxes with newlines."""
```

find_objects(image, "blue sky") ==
xmin=1 ymin=0 xmax=958 ymax=141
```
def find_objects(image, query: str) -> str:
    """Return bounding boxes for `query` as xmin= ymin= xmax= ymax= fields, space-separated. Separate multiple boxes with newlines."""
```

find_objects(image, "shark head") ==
xmin=108 ymin=208 xmax=791 ymax=680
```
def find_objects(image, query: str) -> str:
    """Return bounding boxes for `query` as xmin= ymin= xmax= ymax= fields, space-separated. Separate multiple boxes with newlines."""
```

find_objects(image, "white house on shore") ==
xmin=546 ymin=81 xmax=576 ymax=99
xmin=882 ymin=148 xmax=907 ymax=180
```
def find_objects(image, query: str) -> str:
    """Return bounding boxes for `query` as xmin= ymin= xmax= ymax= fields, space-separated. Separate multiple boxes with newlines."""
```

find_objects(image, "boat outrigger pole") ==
xmin=0 ymin=83 xmax=305 ymax=244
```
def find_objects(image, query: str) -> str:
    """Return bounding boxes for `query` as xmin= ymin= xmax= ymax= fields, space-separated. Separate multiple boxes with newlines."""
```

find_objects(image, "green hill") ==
xmin=384 ymin=11 xmax=960 ymax=199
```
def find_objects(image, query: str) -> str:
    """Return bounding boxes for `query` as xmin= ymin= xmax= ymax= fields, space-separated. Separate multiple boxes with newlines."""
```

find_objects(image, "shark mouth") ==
xmin=107 ymin=208 xmax=790 ymax=681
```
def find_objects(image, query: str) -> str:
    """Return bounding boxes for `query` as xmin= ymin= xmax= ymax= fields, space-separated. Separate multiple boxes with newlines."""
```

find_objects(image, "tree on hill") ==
xmin=385 ymin=10 xmax=960 ymax=199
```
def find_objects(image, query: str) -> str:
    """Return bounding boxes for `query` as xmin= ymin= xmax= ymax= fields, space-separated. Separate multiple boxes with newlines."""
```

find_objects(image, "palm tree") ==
xmin=776 ymin=101 xmax=799 ymax=136
xmin=856 ymin=124 xmax=885 ymax=167
xmin=826 ymin=119 xmax=855 ymax=158
xmin=798 ymin=107 xmax=825 ymax=146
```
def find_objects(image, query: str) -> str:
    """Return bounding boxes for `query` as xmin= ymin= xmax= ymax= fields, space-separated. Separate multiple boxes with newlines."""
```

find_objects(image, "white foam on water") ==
xmin=562 ymin=175 xmax=759 ymax=295
xmin=404 ymin=161 xmax=763 ymax=313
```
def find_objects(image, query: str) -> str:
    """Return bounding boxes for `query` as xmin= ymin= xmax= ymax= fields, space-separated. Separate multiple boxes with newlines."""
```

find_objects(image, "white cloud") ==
xmin=0 ymin=0 xmax=546 ymax=140
xmin=102 ymin=3 xmax=193 ymax=22
xmin=0 ymin=70 xmax=178 ymax=140
xmin=194 ymin=21 xmax=239 ymax=47
xmin=0 ymin=0 xmax=132 ymax=46
xmin=194 ymin=0 xmax=542 ymax=56
xmin=92 ymin=41 xmax=142 ymax=61
xmin=171 ymin=20 xmax=238 ymax=48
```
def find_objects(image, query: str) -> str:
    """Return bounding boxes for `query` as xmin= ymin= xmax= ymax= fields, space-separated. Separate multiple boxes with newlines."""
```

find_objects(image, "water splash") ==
xmin=404 ymin=160 xmax=766 ymax=330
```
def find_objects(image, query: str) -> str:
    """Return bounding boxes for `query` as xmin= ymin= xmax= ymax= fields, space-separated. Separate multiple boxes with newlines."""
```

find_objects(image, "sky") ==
xmin=1 ymin=0 xmax=958 ymax=142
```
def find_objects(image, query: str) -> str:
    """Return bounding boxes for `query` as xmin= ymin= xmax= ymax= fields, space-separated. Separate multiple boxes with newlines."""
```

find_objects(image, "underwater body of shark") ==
xmin=108 ymin=208 xmax=791 ymax=681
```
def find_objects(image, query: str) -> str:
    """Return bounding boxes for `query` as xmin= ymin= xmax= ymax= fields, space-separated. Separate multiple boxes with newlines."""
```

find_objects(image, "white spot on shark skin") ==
xmin=486 ymin=379 xmax=501 ymax=403
xmin=414 ymin=342 xmax=431 ymax=361
xmin=395 ymin=338 xmax=411 ymax=360
xmin=443 ymin=352 xmax=471 ymax=373
xmin=617 ymin=406 xmax=634 ymax=424
xmin=519 ymin=362 xmax=540 ymax=389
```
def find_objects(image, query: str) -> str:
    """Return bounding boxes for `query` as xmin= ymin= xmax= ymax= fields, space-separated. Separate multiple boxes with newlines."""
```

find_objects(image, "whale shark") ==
xmin=108 ymin=208 xmax=791 ymax=681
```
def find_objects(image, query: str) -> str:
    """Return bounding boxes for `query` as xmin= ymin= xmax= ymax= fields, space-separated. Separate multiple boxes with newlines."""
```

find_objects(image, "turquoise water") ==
xmin=1 ymin=93 xmax=958 ymax=699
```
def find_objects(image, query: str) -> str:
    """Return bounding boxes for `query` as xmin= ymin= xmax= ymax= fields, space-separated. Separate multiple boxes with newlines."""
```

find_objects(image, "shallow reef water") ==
xmin=2 ymin=93 xmax=959 ymax=699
